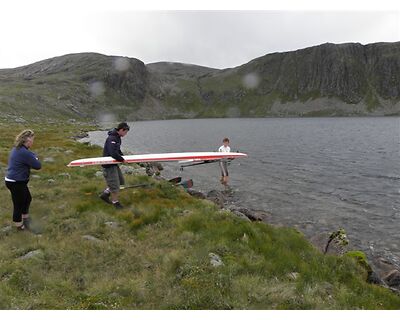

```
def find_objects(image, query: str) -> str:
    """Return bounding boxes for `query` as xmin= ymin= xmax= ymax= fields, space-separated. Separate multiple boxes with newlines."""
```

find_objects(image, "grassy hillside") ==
xmin=0 ymin=121 xmax=399 ymax=309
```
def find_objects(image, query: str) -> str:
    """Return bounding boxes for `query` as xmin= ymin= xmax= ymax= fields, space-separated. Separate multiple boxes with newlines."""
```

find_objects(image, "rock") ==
xmin=367 ymin=271 xmax=385 ymax=285
xmin=186 ymin=189 xmax=206 ymax=199
xmin=47 ymin=179 xmax=55 ymax=183
xmin=310 ymin=231 xmax=348 ymax=255
xmin=43 ymin=157 xmax=55 ymax=163
xmin=209 ymin=253 xmax=224 ymax=267
xmin=383 ymin=270 xmax=400 ymax=289
xmin=225 ymin=205 xmax=271 ymax=222
xmin=58 ymin=173 xmax=71 ymax=179
xmin=19 ymin=249 xmax=43 ymax=260
xmin=287 ymin=272 xmax=299 ymax=280
xmin=65 ymin=150 xmax=74 ymax=154
xmin=120 ymin=165 xmax=146 ymax=175
xmin=1 ymin=226 xmax=12 ymax=233
xmin=15 ymin=117 xmax=26 ymax=123
xmin=31 ymin=175 xmax=41 ymax=179
xmin=82 ymin=235 xmax=102 ymax=242
xmin=105 ymin=221 xmax=119 ymax=229
xmin=95 ymin=171 xmax=104 ymax=178
xmin=206 ymin=190 xmax=227 ymax=208
xmin=145 ymin=162 xmax=163 ymax=176
xmin=229 ymin=209 xmax=251 ymax=222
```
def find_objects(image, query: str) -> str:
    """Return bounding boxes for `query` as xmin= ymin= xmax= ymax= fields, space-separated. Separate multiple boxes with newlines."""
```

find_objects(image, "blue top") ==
xmin=6 ymin=146 xmax=41 ymax=182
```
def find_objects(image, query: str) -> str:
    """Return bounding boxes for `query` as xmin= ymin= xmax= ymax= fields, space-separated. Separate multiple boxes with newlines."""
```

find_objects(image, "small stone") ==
xmin=43 ymin=157 xmax=55 ymax=163
xmin=47 ymin=179 xmax=55 ymax=183
xmin=105 ymin=222 xmax=119 ymax=229
xmin=287 ymin=272 xmax=299 ymax=280
xmin=19 ymin=249 xmax=43 ymax=260
xmin=31 ymin=175 xmax=41 ymax=179
xmin=82 ymin=235 xmax=102 ymax=242
xmin=95 ymin=171 xmax=104 ymax=177
xmin=209 ymin=252 xmax=224 ymax=267
xmin=1 ymin=226 xmax=12 ymax=233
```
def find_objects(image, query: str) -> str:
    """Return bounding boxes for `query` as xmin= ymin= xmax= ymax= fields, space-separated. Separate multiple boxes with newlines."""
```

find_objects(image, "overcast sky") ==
xmin=0 ymin=1 xmax=399 ymax=69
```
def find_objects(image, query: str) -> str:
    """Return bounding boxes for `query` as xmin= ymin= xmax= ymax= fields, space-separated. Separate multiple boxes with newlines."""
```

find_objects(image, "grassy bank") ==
xmin=0 ymin=121 xmax=399 ymax=309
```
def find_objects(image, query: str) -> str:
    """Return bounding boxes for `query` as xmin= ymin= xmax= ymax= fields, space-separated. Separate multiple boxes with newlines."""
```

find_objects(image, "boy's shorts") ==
xmin=219 ymin=161 xmax=229 ymax=177
xmin=103 ymin=166 xmax=125 ymax=192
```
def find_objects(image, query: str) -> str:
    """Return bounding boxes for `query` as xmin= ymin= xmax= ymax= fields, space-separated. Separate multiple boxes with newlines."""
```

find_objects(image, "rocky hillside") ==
xmin=1 ymin=42 xmax=399 ymax=121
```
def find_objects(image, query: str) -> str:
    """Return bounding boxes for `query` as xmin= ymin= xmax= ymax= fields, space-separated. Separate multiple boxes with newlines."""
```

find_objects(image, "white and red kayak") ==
xmin=67 ymin=152 xmax=247 ymax=167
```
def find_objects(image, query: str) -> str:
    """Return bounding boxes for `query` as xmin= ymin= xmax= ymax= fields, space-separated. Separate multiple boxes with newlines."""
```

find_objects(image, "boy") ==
xmin=218 ymin=137 xmax=231 ymax=186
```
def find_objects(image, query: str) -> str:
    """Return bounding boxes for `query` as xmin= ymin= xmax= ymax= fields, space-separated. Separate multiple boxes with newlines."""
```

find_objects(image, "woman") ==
xmin=5 ymin=129 xmax=41 ymax=230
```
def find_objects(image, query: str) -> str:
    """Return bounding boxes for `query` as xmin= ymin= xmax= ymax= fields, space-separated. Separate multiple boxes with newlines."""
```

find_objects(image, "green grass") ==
xmin=0 ymin=121 xmax=399 ymax=309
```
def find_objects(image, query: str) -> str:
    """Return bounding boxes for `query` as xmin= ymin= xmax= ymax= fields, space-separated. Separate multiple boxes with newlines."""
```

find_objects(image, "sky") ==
xmin=0 ymin=0 xmax=399 ymax=70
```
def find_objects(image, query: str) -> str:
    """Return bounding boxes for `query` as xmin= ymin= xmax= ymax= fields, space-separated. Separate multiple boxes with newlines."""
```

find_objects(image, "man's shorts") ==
xmin=103 ymin=165 xmax=125 ymax=192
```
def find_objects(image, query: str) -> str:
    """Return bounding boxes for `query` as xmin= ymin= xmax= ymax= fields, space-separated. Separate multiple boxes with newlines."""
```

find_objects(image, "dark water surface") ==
xmin=88 ymin=117 xmax=400 ymax=267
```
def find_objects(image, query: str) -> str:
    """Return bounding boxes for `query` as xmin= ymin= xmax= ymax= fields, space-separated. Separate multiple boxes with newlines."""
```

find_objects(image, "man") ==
xmin=99 ymin=122 xmax=130 ymax=209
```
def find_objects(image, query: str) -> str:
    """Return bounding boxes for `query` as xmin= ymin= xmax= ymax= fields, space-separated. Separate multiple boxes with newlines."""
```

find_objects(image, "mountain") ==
xmin=1 ymin=42 xmax=399 ymax=121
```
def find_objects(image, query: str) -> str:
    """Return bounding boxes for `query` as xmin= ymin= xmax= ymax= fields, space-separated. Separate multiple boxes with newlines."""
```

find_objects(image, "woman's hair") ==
xmin=14 ymin=129 xmax=35 ymax=148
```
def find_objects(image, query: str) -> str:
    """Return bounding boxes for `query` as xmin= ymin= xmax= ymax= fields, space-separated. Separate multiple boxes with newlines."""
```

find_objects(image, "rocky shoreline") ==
xmin=81 ymin=139 xmax=400 ymax=295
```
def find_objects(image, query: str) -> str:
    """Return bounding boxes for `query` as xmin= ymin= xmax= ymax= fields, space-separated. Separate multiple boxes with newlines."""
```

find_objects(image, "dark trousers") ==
xmin=5 ymin=181 xmax=32 ymax=223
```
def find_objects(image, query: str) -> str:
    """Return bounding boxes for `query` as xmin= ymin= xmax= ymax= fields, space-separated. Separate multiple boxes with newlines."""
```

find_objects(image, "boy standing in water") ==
xmin=99 ymin=122 xmax=130 ymax=209
xmin=218 ymin=137 xmax=231 ymax=187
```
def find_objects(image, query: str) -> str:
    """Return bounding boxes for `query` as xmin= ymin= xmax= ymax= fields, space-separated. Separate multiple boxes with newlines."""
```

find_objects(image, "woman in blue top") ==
xmin=5 ymin=129 xmax=41 ymax=230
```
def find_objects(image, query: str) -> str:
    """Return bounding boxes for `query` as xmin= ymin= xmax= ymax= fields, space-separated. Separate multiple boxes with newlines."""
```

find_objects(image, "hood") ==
xmin=107 ymin=128 xmax=119 ymax=136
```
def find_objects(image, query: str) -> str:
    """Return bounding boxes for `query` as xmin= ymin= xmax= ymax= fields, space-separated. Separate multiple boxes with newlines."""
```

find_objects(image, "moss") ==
xmin=345 ymin=251 xmax=373 ymax=274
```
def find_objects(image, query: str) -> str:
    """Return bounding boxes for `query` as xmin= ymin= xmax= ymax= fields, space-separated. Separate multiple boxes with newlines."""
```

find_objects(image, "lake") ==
xmin=87 ymin=117 xmax=400 ymax=268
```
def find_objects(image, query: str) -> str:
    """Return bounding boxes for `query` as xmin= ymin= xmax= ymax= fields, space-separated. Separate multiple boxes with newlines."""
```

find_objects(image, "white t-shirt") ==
xmin=218 ymin=145 xmax=231 ymax=152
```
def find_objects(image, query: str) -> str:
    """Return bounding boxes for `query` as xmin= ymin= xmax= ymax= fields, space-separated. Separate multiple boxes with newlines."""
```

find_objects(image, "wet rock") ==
xmin=229 ymin=209 xmax=251 ymax=222
xmin=206 ymin=190 xmax=226 ymax=208
xmin=19 ymin=249 xmax=43 ymax=260
xmin=383 ymin=270 xmax=400 ymax=289
xmin=209 ymin=253 xmax=224 ymax=267
xmin=186 ymin=189 xmax=206 ymax=199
